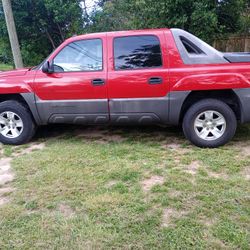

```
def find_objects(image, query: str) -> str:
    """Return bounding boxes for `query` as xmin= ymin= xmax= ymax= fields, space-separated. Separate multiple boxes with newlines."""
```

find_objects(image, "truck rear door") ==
xmin=107 ymin=30 xmax=169 ymax=124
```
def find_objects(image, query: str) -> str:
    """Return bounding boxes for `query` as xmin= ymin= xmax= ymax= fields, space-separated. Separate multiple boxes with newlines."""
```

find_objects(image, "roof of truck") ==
xmin=67 ymin=28 xmax=171 ymax=42
xmin=64 ymin=28 xmax=250 ymax=64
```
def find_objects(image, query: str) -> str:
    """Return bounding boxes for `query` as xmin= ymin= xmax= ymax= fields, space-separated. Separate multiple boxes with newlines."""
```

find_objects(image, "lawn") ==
xmin=0 ymin=125 xmax=249 ymax=249
xmin=0 ymin=63 xmax=13 ymax=71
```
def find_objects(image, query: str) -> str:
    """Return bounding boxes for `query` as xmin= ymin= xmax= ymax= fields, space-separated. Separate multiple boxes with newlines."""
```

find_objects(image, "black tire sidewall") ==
xmin=183 ymin=99 xmax=237 ymax=148
xmin=0 ymin=101 xmax=36 ymax=145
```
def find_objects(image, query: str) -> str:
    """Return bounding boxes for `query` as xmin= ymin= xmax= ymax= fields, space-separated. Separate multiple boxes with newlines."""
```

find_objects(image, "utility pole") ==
xmin=2 ymin=0 xmax=23 ymax=68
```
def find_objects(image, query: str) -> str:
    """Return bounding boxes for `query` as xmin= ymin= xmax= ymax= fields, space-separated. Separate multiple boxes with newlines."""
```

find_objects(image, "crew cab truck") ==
xmin=0 ymin=28 xmax=250 ymax=147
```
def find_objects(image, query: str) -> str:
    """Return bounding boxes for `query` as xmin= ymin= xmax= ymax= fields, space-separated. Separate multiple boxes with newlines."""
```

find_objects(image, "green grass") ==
xmin=0 ymin=63 xmax=13 ymax=71
xmin=0 ymin=125 xmax=249 ymax=249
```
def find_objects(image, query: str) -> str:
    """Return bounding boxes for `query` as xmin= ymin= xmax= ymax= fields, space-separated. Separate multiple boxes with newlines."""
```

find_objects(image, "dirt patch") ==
xmin=76 ymin=128 xmax=125 ymax=143
xmin=234 ymin=143 xmax=250 ymax=158
xmin=13 ymin=143 xmax=45 ymax=157
xmin=96 ymin=135 xmax=125 ymax=144
xmin=184 ymin=161 xmax=228 ymax=180
xmin=0 ymin=146 xmax=4 ymax=156
xmin=206 ymin=170 xmax=228 ymax=180
xmin=173 ymin=158 xmax=181 ymax=165
xmin=162 ymin=142 xmax=192 ymax=155
xmin=106 ymin=135 xmax=125 ymax=142
xmin=0 ymin=197 xmax=10 ymax=206
xmin=168 ymin=190 xmax=182 ymax=198
xmin=184 ymin=161 xmax=201 ymax=175
xmin=166 ymin=143 xmax=181 ymax=150
xmin=0 ymin=187 xmax=15 ymax=195
xmin=200 ymin=217 xmax=217 ymax=227
xmin=189 ymin=162 xmax=228 ymax=180
xmin=210 ymin=239 xmax=227 ymax=249
xmin=241 ymin=145 xmax=250 ymax=157
xmin=0 ymin=158 xmax=11 ymax=174
xmin=0 ymin=157 xmax=14 ymax=206
xmin=0 ymin=142 xmax=45 ymax=207
xmin=0 ymin=173 xmax=14 ymax=186
xmin=241 ymin=166 xmax=250 ymax=180
xmin=106 ymin=180 xmax=118 ymax=188
xmin=0 ymin=164 xmax=11 ymax=174
xmin=76 ymin=128 xmax=107 ymax=138
xmin=162 ymin=208 xmax=188 ymax=227
xmin=141 ymin=176 xmax=164 ymax=192
xmin=58 ymin=203 xmax=75 ymax=218
xmin=0 ymin=158 xmax=13 ymax=186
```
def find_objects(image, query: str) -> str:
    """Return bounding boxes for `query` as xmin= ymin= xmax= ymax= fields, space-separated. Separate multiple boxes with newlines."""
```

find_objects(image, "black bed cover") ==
xmin=224 ymin=52 xmax=250 ymax=63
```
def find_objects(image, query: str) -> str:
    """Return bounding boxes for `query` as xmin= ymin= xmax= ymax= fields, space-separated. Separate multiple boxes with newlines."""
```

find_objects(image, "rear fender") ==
xmin=172 ymin=73 xmax=250 ymax=91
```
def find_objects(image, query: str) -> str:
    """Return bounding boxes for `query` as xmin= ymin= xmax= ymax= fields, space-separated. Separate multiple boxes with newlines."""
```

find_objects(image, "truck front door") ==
xmin=33 ymin=36 xmax=108 ymax=125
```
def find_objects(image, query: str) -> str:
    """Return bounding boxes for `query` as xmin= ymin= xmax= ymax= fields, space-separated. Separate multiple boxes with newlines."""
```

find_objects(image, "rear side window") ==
xmin=114 ymin=35 xmax=162 ymax=70
xmin=180 ymin=36 xmax=205 ymax=55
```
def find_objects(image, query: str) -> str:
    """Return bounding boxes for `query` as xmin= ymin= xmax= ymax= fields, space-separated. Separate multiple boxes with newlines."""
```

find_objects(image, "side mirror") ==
xmin=42 ymin=61 xmax=54 ymax=74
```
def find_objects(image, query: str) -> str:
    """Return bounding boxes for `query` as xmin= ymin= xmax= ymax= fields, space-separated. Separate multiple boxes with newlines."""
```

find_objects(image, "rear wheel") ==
xmin=182 ymin=99 xmax=237 ymax=148
xmin=0 ymin=101 xmax=36 ymax=145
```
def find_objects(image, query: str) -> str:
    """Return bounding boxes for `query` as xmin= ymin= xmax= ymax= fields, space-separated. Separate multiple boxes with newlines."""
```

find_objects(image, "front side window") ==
xmin=114 ymin=35 xmax=162 ymax=70
xmin=53 ymin=39 xmax=103 ymax=72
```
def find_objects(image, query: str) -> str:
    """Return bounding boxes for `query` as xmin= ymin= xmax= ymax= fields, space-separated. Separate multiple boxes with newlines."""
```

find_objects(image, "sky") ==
xmin=82 ymin=0 xmax=98 ymax=13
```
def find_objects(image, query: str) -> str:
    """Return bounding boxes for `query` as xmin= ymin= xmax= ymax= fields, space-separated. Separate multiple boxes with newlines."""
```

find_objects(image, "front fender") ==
xmin=0 ymin=69 xmax=35 ymax=94
xmin=0 ymin=71 xmax=41 ymax=124
xmin=0 ymin=80 xmax=34 ymax=94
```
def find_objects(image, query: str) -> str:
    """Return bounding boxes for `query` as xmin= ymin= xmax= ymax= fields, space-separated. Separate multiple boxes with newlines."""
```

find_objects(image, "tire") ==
xmin=0 ymin=100 xmax=36 ymax=145
xmin=182 ymin=99 xmax=237 ymax=148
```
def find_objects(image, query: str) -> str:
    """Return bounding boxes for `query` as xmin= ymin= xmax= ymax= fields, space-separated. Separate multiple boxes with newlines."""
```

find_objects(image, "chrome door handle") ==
xmin=92 ymin=79 xmax=105 ymax=86
xmin=148 ymin=77 xmax=163 ymax=84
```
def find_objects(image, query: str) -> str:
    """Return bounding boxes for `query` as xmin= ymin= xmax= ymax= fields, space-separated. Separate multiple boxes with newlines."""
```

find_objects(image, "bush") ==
xmin=0 ymin=39 xmax=12 ymax=64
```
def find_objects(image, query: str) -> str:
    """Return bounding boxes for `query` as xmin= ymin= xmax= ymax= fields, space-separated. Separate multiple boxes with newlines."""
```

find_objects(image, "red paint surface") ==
xmin=0 ymin=29 xmax=250 ymax=99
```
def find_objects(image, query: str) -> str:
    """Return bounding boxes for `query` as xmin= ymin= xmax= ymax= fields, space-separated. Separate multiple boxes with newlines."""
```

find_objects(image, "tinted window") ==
xmin=180 ymin=36 xmax=205 ymax=55
xmin=53 ymin=39 xmax=102 ymax=72
xmin=114 ymin=35 xmax=162 ymax=70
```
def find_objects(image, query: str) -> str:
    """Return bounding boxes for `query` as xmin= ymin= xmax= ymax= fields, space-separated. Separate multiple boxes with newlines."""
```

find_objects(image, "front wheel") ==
xmin=182 ymin=99 xmax=237 ymax=148
xmin=0 ymin=101 xmax=36 ymax=145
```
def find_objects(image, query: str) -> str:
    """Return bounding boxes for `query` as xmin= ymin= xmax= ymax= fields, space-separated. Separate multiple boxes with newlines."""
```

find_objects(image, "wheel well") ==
xmin=0 ymin=94 xmax=36 ymax=122
xmin=180 ymin=90 xmax=241 ymax=122
xmin=0 ymin=94 xmax=28 ymax=107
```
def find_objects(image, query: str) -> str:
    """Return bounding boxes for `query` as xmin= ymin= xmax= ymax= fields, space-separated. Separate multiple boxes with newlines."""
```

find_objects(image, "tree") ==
xmin=217 ymin=0 xmax=247 ymax=34
xmin=0 ymin=0 xmax=249 ymax=66
xmin=90 ymin=0 xmax=249 ymax=43
xmin=0 ymin=0 xmax=84 ymax=65
xmin=239 ymin=0 xmax=250 ymax=35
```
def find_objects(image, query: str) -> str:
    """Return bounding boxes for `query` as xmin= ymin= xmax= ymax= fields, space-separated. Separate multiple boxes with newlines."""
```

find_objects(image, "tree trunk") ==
xmin=56 ymin=23 xmax=65 ymax=42
xmin=2 ymin=0 xmax=24 ymax=68
xmin=46 ymin=31 xmax=56 ymax=50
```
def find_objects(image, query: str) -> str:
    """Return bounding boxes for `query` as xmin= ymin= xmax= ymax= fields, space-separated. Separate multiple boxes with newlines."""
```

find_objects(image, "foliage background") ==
xmin=0 ymin=0 xmax=249 ymax=66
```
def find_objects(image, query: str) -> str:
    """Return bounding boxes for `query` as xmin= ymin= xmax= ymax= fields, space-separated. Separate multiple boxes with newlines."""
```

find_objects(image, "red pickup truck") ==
xmin=0 ymin=28 xmax=250 ymax=147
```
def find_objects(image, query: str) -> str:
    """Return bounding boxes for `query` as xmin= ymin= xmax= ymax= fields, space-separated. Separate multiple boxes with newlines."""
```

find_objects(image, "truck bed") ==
xmin=224 ymin=52 xmax=250 ymax=63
